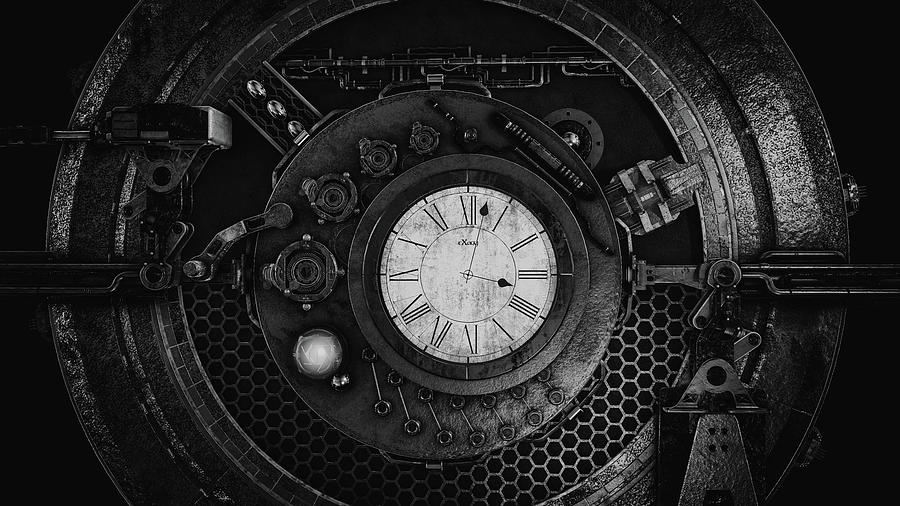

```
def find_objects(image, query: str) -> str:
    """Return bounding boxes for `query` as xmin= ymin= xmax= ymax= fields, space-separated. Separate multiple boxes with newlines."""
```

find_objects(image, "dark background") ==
xmin=0 ymin=1 xmax=895 ymax=504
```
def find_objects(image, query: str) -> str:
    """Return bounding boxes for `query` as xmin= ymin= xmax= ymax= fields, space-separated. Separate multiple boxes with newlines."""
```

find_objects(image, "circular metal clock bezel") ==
xmin=349 ymin=153 xmax=590 ymax=395
xmin=378 ymin=184 xmax=560 ymax=364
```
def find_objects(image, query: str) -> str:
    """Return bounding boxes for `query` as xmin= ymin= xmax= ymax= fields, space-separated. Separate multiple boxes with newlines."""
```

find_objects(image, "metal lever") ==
xmin=183 ymin=203 xmax=293 ymax=281
xmin=0 ymin=258 xmax=143 ymax=295
xmin=0 ymin=221 xmax=193 ymax=294
xmin=687 ymin=259 xmax=742 ymax=330
xmin=635 ymin=252 xmax=900 ymax=300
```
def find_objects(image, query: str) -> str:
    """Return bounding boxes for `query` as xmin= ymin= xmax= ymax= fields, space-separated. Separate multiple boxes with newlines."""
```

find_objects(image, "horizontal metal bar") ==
xmin=282 ymin=56 xmax=613 ymax=68
xmin=0 ymin=263 xmax=144 ymax=295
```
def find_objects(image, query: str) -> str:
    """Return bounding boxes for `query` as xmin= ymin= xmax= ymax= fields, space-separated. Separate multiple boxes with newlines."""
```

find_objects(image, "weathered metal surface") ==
xmin=45 ymin=0 xmax=847 ymax=503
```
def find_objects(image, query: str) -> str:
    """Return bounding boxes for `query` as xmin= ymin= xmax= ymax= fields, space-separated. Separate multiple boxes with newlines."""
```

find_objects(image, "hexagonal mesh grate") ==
xmin=185 ymin=284 xmax=697 ymax=504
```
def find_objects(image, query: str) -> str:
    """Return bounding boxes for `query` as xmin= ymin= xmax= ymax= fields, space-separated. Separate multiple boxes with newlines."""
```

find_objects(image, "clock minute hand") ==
xmin=464 ymin=202 xmax=490 ymax=282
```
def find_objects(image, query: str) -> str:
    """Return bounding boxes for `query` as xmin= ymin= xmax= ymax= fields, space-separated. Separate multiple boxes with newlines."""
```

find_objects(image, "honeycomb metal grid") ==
xmin=185 ymin=284 xmax=697 ymax=504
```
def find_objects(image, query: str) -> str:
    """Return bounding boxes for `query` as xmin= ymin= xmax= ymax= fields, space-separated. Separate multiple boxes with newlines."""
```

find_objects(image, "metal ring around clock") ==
xmin=349 ymin=153 xmax=593 ymax=395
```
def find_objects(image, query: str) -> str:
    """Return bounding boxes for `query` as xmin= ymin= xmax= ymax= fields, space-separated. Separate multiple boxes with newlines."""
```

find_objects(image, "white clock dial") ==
xmin=379 ymin=185 xmax=558 ymax=364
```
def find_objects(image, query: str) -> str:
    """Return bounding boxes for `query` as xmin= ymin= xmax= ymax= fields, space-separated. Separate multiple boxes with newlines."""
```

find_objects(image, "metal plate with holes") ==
xmin=185 ymin=283 xmax=696 ymax=504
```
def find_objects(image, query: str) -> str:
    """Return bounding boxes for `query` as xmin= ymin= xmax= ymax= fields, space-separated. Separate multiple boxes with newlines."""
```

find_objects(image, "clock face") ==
xmin=379 ymin=185 xmax=558 ymax=364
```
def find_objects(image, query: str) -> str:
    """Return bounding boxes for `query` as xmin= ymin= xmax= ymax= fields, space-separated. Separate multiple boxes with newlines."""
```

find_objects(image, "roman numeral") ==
xmin=492 ymin=205 xmax=508 ymax=232
xmin=511 ymin=233 xmax=538 ymax=252
xmin=398 ymin=236 xmax=428 ymax=249
xmin=518 ymin=269 xmax=548 ymax=279
xmin=389 ymin=268 xmax=419 ymax=282
xmin=465 ymin=324 xmax=478 ymax=354
xmin=493 ymin=318 xmax=513 ymax=340
xmin=423 ymin=205 xmax=448 ymax=231
xmin=430 ymin=318 xmax=453 ymax=348
xmin=399 ymin=294 xmax=430 ymax=324
xmin=509 ymin=294 xmax=541 ymax=319
xmin=460 ymin=195 xmax=476 ymax=226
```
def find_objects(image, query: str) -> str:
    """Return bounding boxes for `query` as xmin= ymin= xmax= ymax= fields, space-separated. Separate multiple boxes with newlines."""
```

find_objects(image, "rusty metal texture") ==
xmin=45 ymin=0 xmax=847 ymax=504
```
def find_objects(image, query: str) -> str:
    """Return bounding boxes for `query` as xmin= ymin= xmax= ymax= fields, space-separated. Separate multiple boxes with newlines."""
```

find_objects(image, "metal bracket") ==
xmin=183 ymin=203 xmax=293 ymax=282
xmin=678 ymin=414 xmax=759 ymax=506
xmin=633 ymin=252 xmax=900 ymax=330
xmin=0 ymin=221 xmax=193 ymax=294
xmin=666 ymin=358 xmax=765 ymax=414
xmin=228 ymin=61 xmax=323 ymax=155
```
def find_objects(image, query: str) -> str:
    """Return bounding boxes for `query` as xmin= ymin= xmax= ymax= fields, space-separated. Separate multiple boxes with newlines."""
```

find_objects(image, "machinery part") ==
xmin=293 ymin=328 xmax=345 ymax=380
xmin=100 ymin=104 xmax=231 ymax=148
xmin=739 ymin=263 xmax=900 ymax=296
xmin=331 ymin=373 xmax=351 ymax=391
xmin=733 ymin=329 xmax=762 ymax=361
xmin=254 ymin=90 xmax=620 ymax=462
xmin=603 ymin=156 xmax=703 ymax=235
xmin=358 ymin=137 xmax=398 ymax=177
xmin=300 ymin=172 xmax=359 ymax=223
xmin=666 ymin=358 xmax=765 ymax=414
xmin=635 ymin=254 xmax=900 ymax=303
xmin=543 ymin=108 xmax=604 ymax=169
xmin=282 ymin=47 xmax=618 ymax=91
xmin=184 ymin=203 xmax=292 ymax=281
xmin=797 ymin=426 xmax=826 ymax=468
xmin=2 ymin=104 xmax=232 ymax=150
xmin=494 ymin=111 xmax=593 ymax=197
xmin=228 ymin=61 xmax=322 ymax=155
xmin=27 ymin=0 xmax=872 ymax=503
xmin=261 ymin=235 xmax=342 ymax=304
xmin=378 ymin=75 xmax=493 ymax=98
xmin=0 ymin=258 xmax=143 ymax=295
xmin=138 ymin=221 xmax=194 ymax=291
xmin=408 ymin=122 xmax=440 ymax=155
xmin=0 ymin=221 xmax=193 ymax=294
xmin=1 ymin=125 xmax=85 ymax=145
xmin=841 ymin=173 xmax=864 ymax=216
xmin=678 ymin=414 xmax=759 ymax=506
xmin=689 ymin=259 xmax=742 ymax=330
xmin=349 ymin=152 xmax=595 ymax=395
xmin=120 ymin=105 xmax=230 ymax=194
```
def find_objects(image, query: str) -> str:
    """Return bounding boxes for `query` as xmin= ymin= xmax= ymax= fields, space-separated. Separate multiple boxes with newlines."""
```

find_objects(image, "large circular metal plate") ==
xmin=38 ymin=0 xmax=850 ymax=504
xmin=253 ymin=89 xmax=619 ymax=460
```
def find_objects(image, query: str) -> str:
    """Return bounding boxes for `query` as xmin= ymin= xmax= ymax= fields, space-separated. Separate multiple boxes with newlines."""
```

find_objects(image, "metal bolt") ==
xmin=417 ymin=387 xmax=434 ymax=403
xmin=287 ymin=120 xmax=305 ymax=137
xmin=267 ymin=100 xmax=287 ymax=118
xmin=436 ymin=429 xmax=454 ymax=446
xmin=449 ymin=395 xmax=465 ymax=410
xmin=374 ymin=399 xmax=392 ymax=417
xmin=246 ymin=80 xmax=267 ymax=98
xmin=536 ymin=368 xmax=552 ymax=383
xmin=562 ymin=131 xmax=580 ymax=148
xmin=547 ymin=388 xmax=565 ymax=405
xmin=387 ymin=370 xmax=404 ymax=387
xmin=361 ymin=347 xmax=377 ymax=362
xmin=330 ymin=373 xmax=351 ymax=391
xmin=183 ymin=260 xmax=208 ymax=278
xmin=404 ymin=419 xmax=421 ymax=435
xmin=526 ymin=409 xmax=543 ymax=427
